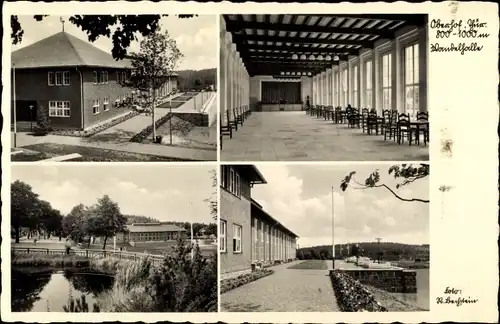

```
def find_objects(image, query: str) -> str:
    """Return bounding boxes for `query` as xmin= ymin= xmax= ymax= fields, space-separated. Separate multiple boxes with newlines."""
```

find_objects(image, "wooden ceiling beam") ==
xmin=226 ymin=20 xmax=394 ymax=38
xmin=241 ymin=43 xmax=359 ymax=55
xmin=234 ymin=34 xmax=374 ymax=47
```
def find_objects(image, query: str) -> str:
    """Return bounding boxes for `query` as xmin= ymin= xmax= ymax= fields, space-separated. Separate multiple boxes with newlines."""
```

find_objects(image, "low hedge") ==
xmin=330 ymin=270 xmax=387 ymax=312
xmin=51 ymin=111 xmax=139 ymax=137
xmin=220 ymin=269 xmax=274 ymax=294
xmin=130 ymin=113 xmax=173 ymax=143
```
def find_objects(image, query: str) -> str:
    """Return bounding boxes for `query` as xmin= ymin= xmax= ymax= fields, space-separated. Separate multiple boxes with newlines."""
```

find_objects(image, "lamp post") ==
xmin=29 ymin=105 xmax=34 ymax=132
xmin=331 ymin=186 xmax=335 ymax=269
xmin=169 ymin=93 xmax=173 ymax=145
xmin=13 ymin=63 xmax=17 ymax=148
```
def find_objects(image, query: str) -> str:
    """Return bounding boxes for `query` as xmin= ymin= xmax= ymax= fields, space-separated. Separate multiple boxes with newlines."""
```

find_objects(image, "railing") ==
xmin=12 ymin=247 xmax=165 ymax=266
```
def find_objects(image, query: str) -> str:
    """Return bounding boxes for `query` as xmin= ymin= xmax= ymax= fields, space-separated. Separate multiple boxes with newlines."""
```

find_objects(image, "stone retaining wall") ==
xmin=343 ymin=269 xmax=417 ymax=293
xmin=172 ymin=112 xmax=209 ymax=127
xmin=330 ymin=270 xmax=387 ymax=312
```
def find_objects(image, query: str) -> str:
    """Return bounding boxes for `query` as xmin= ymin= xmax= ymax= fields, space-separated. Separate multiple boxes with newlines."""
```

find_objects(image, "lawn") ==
xmin=288 ymin=260 xmax=328 ymax=270
xmin=156 ymin=101 xmax=186 ymax=109
xmin=14 ymin=143 xmax=185 ymax=162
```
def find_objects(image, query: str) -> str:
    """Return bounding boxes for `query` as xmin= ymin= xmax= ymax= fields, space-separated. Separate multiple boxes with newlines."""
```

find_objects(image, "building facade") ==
xmin=220 ymin=165 xmax=298 ymax=275
xmin=12 ymin=31 xmax=178 ymax=130
xmin=115 ymin=223 xmax=187 ymax=246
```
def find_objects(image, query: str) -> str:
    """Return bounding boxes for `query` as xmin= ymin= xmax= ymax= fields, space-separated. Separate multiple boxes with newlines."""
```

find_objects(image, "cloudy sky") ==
xmin=251 ymin=164 xmax=429 ymax=248
xmin=11 ymin=165 xmax=216 ymax=224
xmin=12 ymin=15 xmax=217 ymax=70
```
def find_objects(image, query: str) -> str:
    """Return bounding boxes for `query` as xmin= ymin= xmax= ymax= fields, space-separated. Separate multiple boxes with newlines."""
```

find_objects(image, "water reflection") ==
xmin=11 ymin=268 xmax=113 ymax=312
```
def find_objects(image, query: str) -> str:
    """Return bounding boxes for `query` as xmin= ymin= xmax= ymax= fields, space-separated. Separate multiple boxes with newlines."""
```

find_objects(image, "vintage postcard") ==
xmin=1 ymin=1 xmax=498 ymax=323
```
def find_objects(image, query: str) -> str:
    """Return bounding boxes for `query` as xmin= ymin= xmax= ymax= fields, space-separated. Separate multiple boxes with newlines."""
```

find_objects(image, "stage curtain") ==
xmin=261 ymin=81 xmax=301 ymax=104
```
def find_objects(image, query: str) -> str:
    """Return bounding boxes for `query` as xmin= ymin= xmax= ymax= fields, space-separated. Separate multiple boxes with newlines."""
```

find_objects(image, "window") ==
xmin=93 ymin=71 xmax=98 ymax=84
xmin=103 ymin=71 xmax=109 ymax=84
xmin=55 ymin=72 xmax=62 ymax=85
xmin=48 ymin=72 xmax=55 ymax=86
xmin=365 ymin=61 xmax=373 ymax=109
xmin=405 ymin=43 xmax=420 ymax=118
xmin=49 ymin=101 xmax=70 ymax=117
xmin=116 ymin=71 xmax=121 ymax=84
xmin=233 ymin=224 xmax=242 ymax=253
xmin=219 ymin=220 xmax=227 ymax=252
xmin=334 ymin=71 xmax=339 ymax=106
xmin=382 ymin=53 xmax=392 ymax=110
xmin=352 ymin=65 xmax=358 ymax=107
xmin=221 ymin=166 xmax=241 ymax=197
xmin=103 ymin=97 xmax=110 ymax=111
xmin=93 ymin=99 xmax=100 ymax=115
xmin=342 ymin=68 xmax=348 ymax=106
xmin=122 ymin=71 xmax=127 ymax=83
xmin=221 ymin=166 xmax=226 ymax=188
xmin=63 ymin=71 xmax=70 ymax=85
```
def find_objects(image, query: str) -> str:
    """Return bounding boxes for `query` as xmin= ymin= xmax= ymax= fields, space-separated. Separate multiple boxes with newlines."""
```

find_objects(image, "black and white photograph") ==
xmin=219 ymin=163 xmax=429 ymax=312
xmin=10 ymin=164 xmax=218 ymax=312
xmin=10 ymin=14 xmax=217 ymax=162
xmin=220 ymin=14 xmax=429 ymax=161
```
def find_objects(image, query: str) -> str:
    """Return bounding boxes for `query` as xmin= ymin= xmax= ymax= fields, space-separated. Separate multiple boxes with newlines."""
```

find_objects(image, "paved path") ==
xmin=221 ymin=260 xmax=339 ymax=312
xmin=221 ymin=111 xmax=429 ymax=161
xmin=12 ymin=132 xmax=217 ymax=161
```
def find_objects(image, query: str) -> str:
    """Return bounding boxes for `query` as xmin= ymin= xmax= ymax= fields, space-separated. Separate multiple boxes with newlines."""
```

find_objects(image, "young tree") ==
xmin=11 ymin=180 xmax=41 ymax=243
xmin=11 ymin=15 xmax=195 ymax=60
xmin=63 ymin=204 xmax=90 ymax=244
xmin=88 ymin=195 xmax=127 ymax=250
xmin=126 ymin=28 xmax=183 ymax=141
xmin=205 ymin=169 xmax=217 ymax=221
xmin=340 ymin=164 xmax=430 ymax=203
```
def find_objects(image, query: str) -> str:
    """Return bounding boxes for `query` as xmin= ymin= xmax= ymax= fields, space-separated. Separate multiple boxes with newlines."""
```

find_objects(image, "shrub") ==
xmin=35 ymin=104 xmax=51 ymax=135
xmin=130 ymin=113 xmax=173 ymax=143
xmin=98 ymin=239 xmax=217 ymax=312
xmin=330 ymin=271 xmax=387 ymax=312
xmin=220 ymin=268 xmax=274 ymax=294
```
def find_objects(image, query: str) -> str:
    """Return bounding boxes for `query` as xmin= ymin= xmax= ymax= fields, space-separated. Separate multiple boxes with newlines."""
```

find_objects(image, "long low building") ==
xmin=220 ymin=165 xmax=298 ymax=276
xmin=115 ymin=223 xmax=187 ymax=246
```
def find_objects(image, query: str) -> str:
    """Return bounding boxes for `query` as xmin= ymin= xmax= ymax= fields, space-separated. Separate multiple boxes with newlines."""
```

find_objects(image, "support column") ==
xmin=392 ymin=38 xmax=401 ymax=113
xmin=326 ymin=68 xmax=332 ymax=106
xmin=230 ymin=43 xmax=237 ymax=116
xmin=220 ymin=22 xmax=227 ymax=124
xmin=225 ymin=33 xmax=233 ymax=123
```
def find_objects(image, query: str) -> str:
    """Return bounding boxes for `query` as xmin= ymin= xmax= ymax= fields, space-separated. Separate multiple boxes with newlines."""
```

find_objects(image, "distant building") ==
xmin=115 ymin=223 xmax=187 ymax=246
xmin=220 ymin=165 xmax=298 ymax=276
xmin=11 ymin=31 xmax=178 ymax=130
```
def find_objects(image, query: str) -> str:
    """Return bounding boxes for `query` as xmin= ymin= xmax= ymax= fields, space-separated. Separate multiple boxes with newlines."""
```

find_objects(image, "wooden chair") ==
xmin=366 ymin=110 xmax=380 ymax=135
xmin=227 ymin=109 xmax=238 ymax=131
xmin=397 ymin=113 xmax=413 ymax=145
xmin=383 ymin=110 xmax=399 ymax=141
xmin=412 ymin=111 xmax=429 ymax=145
xmin=220 ymin=111 xmax=233 ymax=150
xmin=324 ymin=106 xmax=334 ymax=121
xmin=347 ymin=107 xmax=361 ymax=128
xmin=360 ymin=108 xmax=369 ymax=132
xmin=234 ymin=107 xmax=243 ymax=126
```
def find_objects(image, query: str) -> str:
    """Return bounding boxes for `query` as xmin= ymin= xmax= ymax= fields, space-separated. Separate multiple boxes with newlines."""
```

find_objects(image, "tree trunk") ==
xmin=15 ymin=226 xmax=20 ymax=243
xmin=152 ymin=88 xmax=156 ymax=141
xmin=102 ymin=236 xmax=108 ymax=250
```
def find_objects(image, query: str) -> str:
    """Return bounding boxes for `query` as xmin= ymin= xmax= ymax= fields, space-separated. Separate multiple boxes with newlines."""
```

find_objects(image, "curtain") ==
xmin=261 ymin=81 xmax=301 ymax=104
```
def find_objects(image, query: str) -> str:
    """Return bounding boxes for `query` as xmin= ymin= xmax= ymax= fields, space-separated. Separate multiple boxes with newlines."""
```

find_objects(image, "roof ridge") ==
xmin=63 ymin=32 xmax=86 ymax=65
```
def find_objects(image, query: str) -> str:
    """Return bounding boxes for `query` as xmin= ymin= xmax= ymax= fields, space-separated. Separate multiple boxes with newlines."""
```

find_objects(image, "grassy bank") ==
xmin=12 ymin=253 xmax=91 ymax=268
xmin=364 ymin=285 xmax=428 ymax=311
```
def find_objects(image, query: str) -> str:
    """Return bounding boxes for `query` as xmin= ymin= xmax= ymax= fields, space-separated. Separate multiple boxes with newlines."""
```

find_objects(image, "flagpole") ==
xmin=13 ymin=64 xmax=17 ymax=148
xmin=331 ymin=186 xmax=335 ymax=269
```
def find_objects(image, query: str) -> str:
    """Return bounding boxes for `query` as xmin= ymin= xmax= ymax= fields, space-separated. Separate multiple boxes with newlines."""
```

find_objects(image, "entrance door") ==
xmin=12 ymin=100 xmax=37 ymax=122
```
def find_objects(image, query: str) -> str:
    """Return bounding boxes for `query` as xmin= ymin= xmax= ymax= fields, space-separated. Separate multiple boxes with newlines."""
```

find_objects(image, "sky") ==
xmin=11 ymin=165 xmax=216 ymax=224
xmin=12 ymin=15 xmax=217 ymax=70
xmin=250 ymin=164 xmax=429 ymax=248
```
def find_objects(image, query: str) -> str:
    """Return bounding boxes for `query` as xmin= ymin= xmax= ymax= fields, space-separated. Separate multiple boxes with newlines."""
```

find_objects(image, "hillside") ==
xmin=297 ymin=242 xmax=429 ymax=261
xmin=176 ymin=68 xmax=216 ymax=91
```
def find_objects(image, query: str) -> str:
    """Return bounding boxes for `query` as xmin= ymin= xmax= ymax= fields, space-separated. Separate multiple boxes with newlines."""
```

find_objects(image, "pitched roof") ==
xmin=12 ymin=31 xmax=131 ymax=69
xmin=125 ymin=223 xmax=186 ymax=233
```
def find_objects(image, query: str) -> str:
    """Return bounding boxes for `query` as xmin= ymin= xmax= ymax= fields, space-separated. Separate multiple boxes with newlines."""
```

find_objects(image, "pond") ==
xmin=11 ymin=269 xmax=114 ymax=312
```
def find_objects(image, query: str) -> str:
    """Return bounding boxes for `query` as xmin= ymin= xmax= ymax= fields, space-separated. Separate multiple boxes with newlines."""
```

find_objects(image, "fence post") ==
xmin=27 ymin=248 xmax=30 ymax=253
xmin=47 ymin=248 xmax=49 ymax=255
xmin=86 ymin=250 xmax=89 ymax=258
